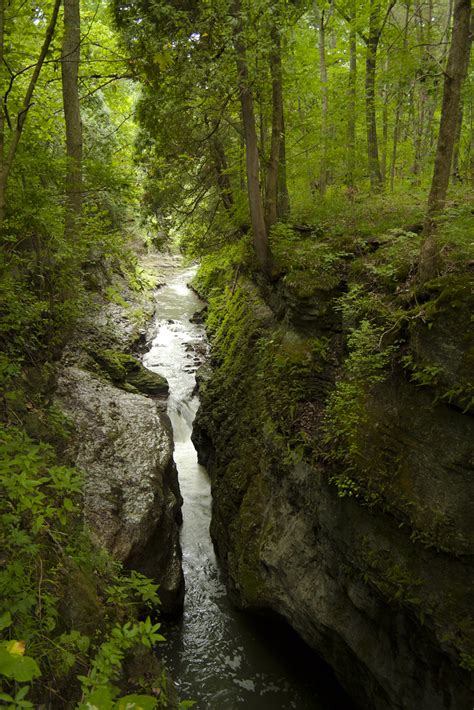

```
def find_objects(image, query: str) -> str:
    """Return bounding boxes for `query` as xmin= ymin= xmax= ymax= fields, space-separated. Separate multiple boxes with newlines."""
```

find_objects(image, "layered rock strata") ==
xmin=193 ymin=266 xmax=474 ymax=709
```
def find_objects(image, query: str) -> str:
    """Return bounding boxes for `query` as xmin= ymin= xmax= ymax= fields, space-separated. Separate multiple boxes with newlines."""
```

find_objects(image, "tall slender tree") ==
xmin=419 ymin=0 xmax=472 ymax=280
xmin=62 ymin=0 xmax=82 ymax=241
xmin=0 ymin=0 xmax=62 ymax=228
xmin=265 ymin=18 xmax=285 ymax=229
xmin=346 ymin=1 xmax=357 ymax=191
xmin=390 ymin=0 xmax=410 ymax=190
xmin=364 ymin=0 xmax=396 ymax=191
xmin=232 ymin=0 xmax=276 ymax=277
xmin=313 ymin=1 xmax=331 ymax=195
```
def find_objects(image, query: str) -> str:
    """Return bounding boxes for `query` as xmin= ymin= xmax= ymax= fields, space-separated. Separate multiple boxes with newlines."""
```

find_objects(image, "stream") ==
xmin=143 ymin=263 xmax=353 ymax=709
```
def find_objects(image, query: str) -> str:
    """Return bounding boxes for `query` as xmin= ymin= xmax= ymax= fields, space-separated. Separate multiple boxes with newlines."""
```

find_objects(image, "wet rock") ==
xmin=56 ymin=366 xmax=184 ymax=614
xmin=90 ymin=349 xmax=169 ymax=397
xmin=194 ymin=363 xmax=213 ymax=390
xmin=194 ymin=272 xmax=474 ymax=710
xmin=190 ymin=307 xmax=207 ymax=324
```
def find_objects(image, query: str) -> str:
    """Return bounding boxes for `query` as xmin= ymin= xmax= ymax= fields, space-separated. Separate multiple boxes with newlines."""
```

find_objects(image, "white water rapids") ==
xmin=142 ymin=263 xmax=352 ymax=709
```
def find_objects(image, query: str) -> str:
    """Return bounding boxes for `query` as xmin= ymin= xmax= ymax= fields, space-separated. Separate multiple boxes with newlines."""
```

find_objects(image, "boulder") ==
xmin=89 ymin=349 xmax=169 ymax=396
xmin=56 ymin=366 xmax=183 ymax=614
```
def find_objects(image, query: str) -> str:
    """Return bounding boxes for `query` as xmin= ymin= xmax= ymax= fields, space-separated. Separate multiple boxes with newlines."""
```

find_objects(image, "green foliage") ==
xmin=78 ymin=618 xmax=165 ymax=706
xmin=323 ymin=320 xmax=399 ymax=498
xmin=401 ymin=354 xmax=443 ymax=388
xmin=192 ymin=238 xmax=253 ymax=296
xmin=0 ymin=427 xmax=81 ymax=645
xmin=105 ymin=572 xmax=161 ymax=613
xmin=0 ymin=632 xmax=41 ymax=685
xmin=197 ymin=249 xmax=330 ymax=481
xmin=105 ymin=286 xmax=131 ymax=309
xmin=0 ymin=426 xmax=168 ymax=707
xmin=272 ymin=225 xmax=349 ymax=297
xmin=362 ymin=548 xmax=427 ymax=610
xmin=459 ymin=653 xmax=474 ymax=672
xmin=436 ymin=200 xmax=474 ymax=265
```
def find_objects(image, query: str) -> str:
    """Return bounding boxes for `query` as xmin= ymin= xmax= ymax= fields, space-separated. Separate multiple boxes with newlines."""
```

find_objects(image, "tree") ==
xmin=265 ymin=13 xmax=286 ymax=228
xmin=0 ymin=0 xmax=62 ymax=229
xmin=313 ymin=0 xmax=333 ymax=196
xmin=232 ymin=0 xmax=276 ymax=277
xmin=364 ymin=0 xmax=396 ymax=191
xmin=346 ymin=0 xmax=357 ymax=191
xmin=390 ymin=0 xmax=410 ymax=190
xmin=62 ymin=0 xmax=83 ymax=241
xmin=419 ymin=0 xmax=472 ymax=281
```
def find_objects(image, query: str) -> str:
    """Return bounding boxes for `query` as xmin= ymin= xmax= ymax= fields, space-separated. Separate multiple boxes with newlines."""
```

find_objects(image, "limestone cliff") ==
xmin=192 ymin=240 xmax=474 ymax=709
xmin=56 ymin=258 xmax=185 ymax=614
xmin=56 ymin=366 xmax=184 ymax=613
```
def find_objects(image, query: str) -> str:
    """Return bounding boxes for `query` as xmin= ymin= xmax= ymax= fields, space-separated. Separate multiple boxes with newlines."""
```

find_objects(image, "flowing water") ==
xmin=143 ymin=263 xmax=352 ymax=710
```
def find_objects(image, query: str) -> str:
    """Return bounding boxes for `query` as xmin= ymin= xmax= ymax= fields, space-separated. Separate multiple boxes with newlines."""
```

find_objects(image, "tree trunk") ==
xmin=232 ymin=0 xmax=275 ymax=278
xmin=315 ymin=3 xmax=329 ymax=195
xmin=381 ymin=59 xmax=389 ymax=180
xmin=258 ymin=86 xmax=267 ymax=199
xmin=212 ymin=136 xmax=234 ymax=212
xmin=452 ymin=104 xmax=464 ymax=181
xmin=390 ymin=1 xmax=410 ymax=191
xmin=365 ymin=48 xmax=382 ymax=189
xmin=470 ymin=91 xmax=474 ymax=187
xmin=62 ymin=0 xmax=82 ymax=241
xmin=451 ymin=13 xmax=473 ymax=181
xmin=239 ymin=126 xmax=246 ymax=192
xmin=0 ymin=0 xmax=5 ymax=228
xmin=265 ymin=23 xmax=284 ymax=230
xmin=412 ymin=89 xmax=425 ymax=181
xmin=365 ymin=0 xmax=384 ymax=191
xmin=346 ymin=6 xmax=357 ymax=190
xmin=419 ymin=0 xmax=471 ymax=281
xmin=277 ymin=110 xmax=290 ymax=219
xmin=0 ymin=0 xmax=61 ymax=230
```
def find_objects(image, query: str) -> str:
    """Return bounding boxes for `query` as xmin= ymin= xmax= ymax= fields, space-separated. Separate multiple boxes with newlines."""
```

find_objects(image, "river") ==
xmin=143 ymin=262 xmax=353 ymax=709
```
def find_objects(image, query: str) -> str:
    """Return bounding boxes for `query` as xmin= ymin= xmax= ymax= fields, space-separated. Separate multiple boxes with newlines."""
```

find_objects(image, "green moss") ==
xmin=282 ymin=269 xmax=342 ymax=298
xmin=90 ymin=349 xmax=169 ymax=396
xmin=232 ymin=476 xmax=268 ymax=606
xmin=126 ymin=367 xmax=168 ymax=396
xmin=60 ymin=559 xmax=104 ymax=637
xmin=363 ymin=548 xmax=428 ymax=609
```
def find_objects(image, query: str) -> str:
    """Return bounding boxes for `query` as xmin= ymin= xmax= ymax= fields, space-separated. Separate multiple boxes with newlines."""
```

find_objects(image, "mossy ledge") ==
xmin=192 ymin=235 xmax=474 ymax=710
xmin=89 ymin=348 xmax=169 ymax=396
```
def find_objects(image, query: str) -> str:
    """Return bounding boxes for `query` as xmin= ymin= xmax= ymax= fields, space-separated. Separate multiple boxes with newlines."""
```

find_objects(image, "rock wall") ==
xmin=192 ymin=263 xmax=474 ymax=709
xmin=56 ymin=260 xmax=185 ymax=614
xmin=56 ymin=367 xmax=184 ymax=613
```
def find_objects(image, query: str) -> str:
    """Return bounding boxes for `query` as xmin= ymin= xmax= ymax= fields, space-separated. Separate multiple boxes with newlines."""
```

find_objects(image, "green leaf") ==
xmin=0 ymin=692 xmax=15 ymax=702
xmin=114 ymin=694 xmax=158 ymax=710
xmin=78 ymin=685 xmax=114 ymax=709
xmin=0 ymin=647 xmax=41 ymax=682
xmin=15 ymin=685 xmax=31 ymax=702
xmin=0 ymin=612 xmax=12 ymax=632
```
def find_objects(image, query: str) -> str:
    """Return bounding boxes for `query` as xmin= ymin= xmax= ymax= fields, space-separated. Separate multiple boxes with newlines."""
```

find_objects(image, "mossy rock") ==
xmin=126 ymin=367 xmax=168 ymax=396
xmin=59 ymin=558 xmax=104 ymax=637
xmin=90 ymin=348 xmax=130 ymax=381
xmin=121 ymin=646 xmax=179 ymax=709
xmin=90 ymin=349 xmax=169 ymax=396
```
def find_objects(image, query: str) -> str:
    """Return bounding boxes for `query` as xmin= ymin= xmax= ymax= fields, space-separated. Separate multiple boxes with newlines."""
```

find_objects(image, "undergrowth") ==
xmin=0 ymin=426 xmax=187 ymax=709
xmin=0 ymin=211 xmax=194 ymax=708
